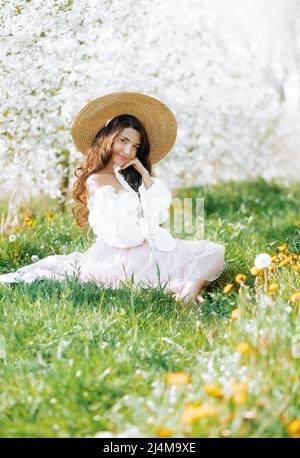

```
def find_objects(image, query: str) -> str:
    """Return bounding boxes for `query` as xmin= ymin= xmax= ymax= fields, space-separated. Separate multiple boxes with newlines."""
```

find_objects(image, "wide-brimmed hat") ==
xmin=71 ymin=91 xmax=177 ymax=165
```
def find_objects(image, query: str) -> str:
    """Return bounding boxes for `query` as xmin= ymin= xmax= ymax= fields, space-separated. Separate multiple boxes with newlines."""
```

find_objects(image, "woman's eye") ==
xmin=120 ymin=138 xmax=138 ymax=149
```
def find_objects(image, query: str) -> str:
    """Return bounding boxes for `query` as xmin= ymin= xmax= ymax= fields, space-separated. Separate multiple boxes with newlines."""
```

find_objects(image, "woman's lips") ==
xmin=118 ymin=154 xmax=128 ymax=160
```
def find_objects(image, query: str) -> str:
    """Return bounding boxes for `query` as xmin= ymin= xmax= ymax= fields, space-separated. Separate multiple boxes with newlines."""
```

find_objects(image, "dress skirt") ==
xmin=0 ymin=237 xmax=226 ymax=294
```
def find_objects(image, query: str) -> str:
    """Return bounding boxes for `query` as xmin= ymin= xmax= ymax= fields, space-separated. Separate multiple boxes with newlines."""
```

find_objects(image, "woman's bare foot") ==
xmin=172 ymin=292 xmax=190 ymax=303
xmin=172 ymin=289 xmax=207 ymax=305
xmin=172 ymin=279 xmax=211 ymax=305
xmin=195 ymin=293 xmax=206 ymax=304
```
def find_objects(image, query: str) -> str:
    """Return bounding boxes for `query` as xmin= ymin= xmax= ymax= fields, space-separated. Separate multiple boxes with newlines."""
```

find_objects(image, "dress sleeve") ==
xmin=138 ymin=177 xmax=172 ymax=225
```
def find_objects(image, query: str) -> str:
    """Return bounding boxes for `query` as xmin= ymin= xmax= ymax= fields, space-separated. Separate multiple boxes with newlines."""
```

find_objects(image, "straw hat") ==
xmin=71 ymin=91 xmax=177 ymax=165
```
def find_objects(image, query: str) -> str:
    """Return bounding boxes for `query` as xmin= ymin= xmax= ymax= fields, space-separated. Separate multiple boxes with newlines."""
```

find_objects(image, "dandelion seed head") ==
xmin=254 ymin=253 xmax=272 ymax=269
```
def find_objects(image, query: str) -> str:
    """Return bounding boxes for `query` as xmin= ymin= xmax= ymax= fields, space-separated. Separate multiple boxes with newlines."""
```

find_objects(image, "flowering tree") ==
xmin=0 ymin=0 xmax=299 ymax=221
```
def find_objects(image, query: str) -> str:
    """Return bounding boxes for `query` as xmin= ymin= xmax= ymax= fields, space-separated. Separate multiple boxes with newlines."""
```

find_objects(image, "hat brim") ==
xmin=71 ymin=91 xmax=177 ymax=164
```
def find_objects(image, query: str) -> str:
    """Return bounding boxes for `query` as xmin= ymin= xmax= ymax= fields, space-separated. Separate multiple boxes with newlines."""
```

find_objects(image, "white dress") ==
xmin=0 ymin=165 xmax=226 ymax=293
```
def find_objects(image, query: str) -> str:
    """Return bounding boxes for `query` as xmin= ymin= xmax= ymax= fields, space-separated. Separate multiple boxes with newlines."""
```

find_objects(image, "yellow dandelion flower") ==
xmin=277 ymin=243 xmax=288 ymax=253
xmin=165 ymin=372 xmax=192 ymax=385
xmin=156 ymin=427 xmax=172 ymax=437
xmin=268 ymin=265 xmax=276 ymax=272
xmin=231 ymin=382 xmax=248 ymax=404
xmin=286 ymin=419 xmax=300 ymax=436
xmin=278 ymin=258 xmax=290 ymax=267
xmin=203 ymin=383 xmax=223 ymax=398
xmin=23 ymin=216 xmax=35 ymax=227
xmin=268 ymin=282 xmax=280 ymax=295
xmin=292 ymin=264 xmax=300 ymax=271
xmin=223 ymin=283 xmax=234 ymax=294
xmin=290 ymin=292 xmax=300 ymax=303
xmin=182 ymin=404 xmax=216 ymax=424
xmin=288 ymin=253 xmax=298 ymax=260
xmin=278 ymin=252 xmax=287 ymax=259
xmin=250 ymin=266 xmax=262 ymax=275
xmin=296 ymin=221 xmax=300 ymax=228
xmin=233 ymin=392 xmax=248 ymax=405
xmin=236 ymin=342 xmax=250 ymax=355
xmin=46 ymin=211 xmax=55 ymax=220
xmin=231 ymin=309 xmax=239 ymax=319
xmin=235 ymin=273 xmax=247 ymax=284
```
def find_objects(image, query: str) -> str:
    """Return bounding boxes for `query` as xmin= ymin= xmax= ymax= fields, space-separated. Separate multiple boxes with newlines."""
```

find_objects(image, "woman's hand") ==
xmin=120 ymin=157 xmax=153 ymax=189
xmin=120 ymin=157 xmax=148 ymax=177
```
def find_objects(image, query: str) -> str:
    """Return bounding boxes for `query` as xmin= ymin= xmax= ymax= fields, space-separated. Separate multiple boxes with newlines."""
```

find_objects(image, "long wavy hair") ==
xmin=72 ymin=114 xmax=152 ymax=232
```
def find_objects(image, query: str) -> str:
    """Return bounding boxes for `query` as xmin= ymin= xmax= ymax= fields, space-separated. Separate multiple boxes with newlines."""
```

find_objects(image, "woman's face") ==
xmin=111 ymin=127 xmax=141 ymax=166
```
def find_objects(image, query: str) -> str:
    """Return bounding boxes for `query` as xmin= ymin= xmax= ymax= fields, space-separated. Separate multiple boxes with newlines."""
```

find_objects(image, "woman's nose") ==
xmin=123 ymin=143 xmax=133 ymax=156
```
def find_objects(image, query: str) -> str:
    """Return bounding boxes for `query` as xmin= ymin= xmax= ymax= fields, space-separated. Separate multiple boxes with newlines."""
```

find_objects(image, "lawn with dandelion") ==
xmin=0 ymin=178 xmax=299 ymax=438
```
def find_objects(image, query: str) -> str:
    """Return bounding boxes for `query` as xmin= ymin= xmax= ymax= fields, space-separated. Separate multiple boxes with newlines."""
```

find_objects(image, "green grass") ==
xmin=0 ymin=178 xmax=299 ymax=438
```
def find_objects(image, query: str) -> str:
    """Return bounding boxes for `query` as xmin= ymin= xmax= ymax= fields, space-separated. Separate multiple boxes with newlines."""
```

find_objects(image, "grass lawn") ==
xmin=0 ymin=178 xmax=299 ymax=438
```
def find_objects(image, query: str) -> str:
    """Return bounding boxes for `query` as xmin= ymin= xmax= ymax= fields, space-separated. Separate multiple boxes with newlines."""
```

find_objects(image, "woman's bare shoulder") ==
xmin=87 ymin=172 xmax=114 ymax=184
xmin=86 ymin=173 xmax=120 ymax=197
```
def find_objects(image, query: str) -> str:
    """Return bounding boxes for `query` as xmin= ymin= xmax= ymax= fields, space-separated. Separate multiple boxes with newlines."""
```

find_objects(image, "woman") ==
xmin=0 ymin=92 xmax=225 ymax=304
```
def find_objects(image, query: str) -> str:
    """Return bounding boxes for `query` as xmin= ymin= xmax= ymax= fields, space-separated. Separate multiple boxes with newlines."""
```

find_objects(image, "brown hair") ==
xmin=72 ymin=114 xmax=152 ymax=232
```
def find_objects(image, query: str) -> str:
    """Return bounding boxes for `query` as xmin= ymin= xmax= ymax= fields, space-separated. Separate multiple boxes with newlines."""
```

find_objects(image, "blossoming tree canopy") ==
xmin=0 ymin=0 xmax=299 ymax=207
